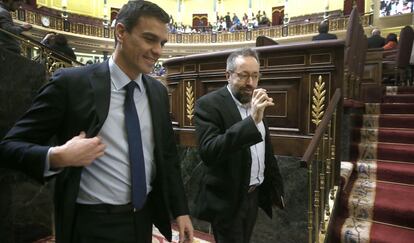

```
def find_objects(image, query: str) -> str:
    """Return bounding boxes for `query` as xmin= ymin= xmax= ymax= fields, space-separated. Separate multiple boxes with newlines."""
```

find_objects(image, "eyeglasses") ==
xmin=230 ymin=72 xmax=261 ymax=81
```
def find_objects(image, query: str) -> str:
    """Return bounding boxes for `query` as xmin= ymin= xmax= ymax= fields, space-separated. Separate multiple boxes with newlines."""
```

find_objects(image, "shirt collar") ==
xmin=227 ymin=84 xmax=250 ymax=109
xmin=109 ymin=57 xmax=143 ymax=91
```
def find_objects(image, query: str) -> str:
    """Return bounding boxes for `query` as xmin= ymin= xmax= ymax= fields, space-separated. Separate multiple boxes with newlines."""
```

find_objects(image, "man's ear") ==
xmin=225 ymin=71 xmax=230 ymax=80
xmin=115 ymin=23 xmax=126 ymax=44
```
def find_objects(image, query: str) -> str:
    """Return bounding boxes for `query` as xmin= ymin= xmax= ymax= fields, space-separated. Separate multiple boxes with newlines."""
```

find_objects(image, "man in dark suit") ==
xmin=0 ymin=1 xmax=193 ymax=243
xmin=367 ymin=28 xmax=386 ymax=48
xmin=312 ymin=21 xmax=337 ymax=41
xmin=194 ymin=48 xmax=285 ymax=243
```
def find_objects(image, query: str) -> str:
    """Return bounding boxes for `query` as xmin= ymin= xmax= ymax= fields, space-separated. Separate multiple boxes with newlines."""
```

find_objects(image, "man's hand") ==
xmin=250 ymin=88 xmax=274 ymax=124
xmin=176 ymin=215 xmax=194 ymax=243
xmin=49 ymin=131 xmax=106 ymax=169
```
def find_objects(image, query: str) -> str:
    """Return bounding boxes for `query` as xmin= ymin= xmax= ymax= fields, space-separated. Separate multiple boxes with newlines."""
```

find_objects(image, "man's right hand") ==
xmin=49 ymin=131 xmax=106 ymax=169
xmin=250 ymin=88 xmax=274 ymax=124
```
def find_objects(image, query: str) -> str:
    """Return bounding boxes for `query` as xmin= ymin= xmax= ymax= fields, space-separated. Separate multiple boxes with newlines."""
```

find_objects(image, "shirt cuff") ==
xmin=44 ymin=147 xmax=62 ymax=177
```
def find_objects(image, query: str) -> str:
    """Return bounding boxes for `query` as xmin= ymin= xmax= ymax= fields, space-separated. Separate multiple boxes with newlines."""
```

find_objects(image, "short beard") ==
xmin=232 ymin=87 xmax=252 ymax=104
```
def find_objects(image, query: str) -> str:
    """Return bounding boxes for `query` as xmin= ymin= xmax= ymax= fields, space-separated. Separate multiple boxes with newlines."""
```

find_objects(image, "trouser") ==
xmin=212 ymin=188 xmax=259 ymax=243
xmin=73 ymin=195 xmax=153 ymax=243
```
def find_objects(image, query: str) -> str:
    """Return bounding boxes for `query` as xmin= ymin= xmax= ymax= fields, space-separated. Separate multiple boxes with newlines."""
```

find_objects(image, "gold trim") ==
xmin=272 ymin=8 xmax=284 ymax=14
xmin=185 ymin=81 xmax=194 ymax=126
xmin=192 ymin=15 xmax=208 ymax=20
xmin=311 ymin=76 xmax=326 ymax=126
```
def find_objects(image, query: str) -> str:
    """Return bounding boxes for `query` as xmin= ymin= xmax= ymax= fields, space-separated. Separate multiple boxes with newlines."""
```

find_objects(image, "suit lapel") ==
xmin=218 ymin=86 xmax=243 ymax=124
xmin=141 ymin=75 xmax=162 ymax=146
xmin=88 ymin=61 xmax=111 ymax=135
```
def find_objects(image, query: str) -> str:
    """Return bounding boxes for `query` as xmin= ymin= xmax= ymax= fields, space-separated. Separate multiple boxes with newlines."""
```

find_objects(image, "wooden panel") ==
xmin=183 ymin=64 xmax=196 ymax=73
xmin=164 ymin=40 xmax=345 ymax=156
xmin=260 ymin=77 xmax=301 ymax=132
xmin=268 ymin=55 xmax=305 ymax=67
xmin=199 ymin=62 xmax=226 ymax=72
xmin=310 ymin=53 xmax=332 ymax=64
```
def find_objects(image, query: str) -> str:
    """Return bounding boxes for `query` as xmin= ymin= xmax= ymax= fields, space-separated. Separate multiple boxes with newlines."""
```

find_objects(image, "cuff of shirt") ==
xmin=255 ymin=120 xmax=264 ymax=131
xmin=44 ymin=147 xmax=62 ymax=177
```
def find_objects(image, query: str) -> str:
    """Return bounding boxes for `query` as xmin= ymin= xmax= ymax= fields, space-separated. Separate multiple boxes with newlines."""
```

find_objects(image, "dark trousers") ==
xmin=212 ymin=189 xmax=259 ymax=243
xmin=73 ymin=196 xmax=153 ymax=243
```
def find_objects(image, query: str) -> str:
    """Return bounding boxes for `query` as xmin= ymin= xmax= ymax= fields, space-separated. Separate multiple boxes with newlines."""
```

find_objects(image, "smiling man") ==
xmin=194 ymin=48 xmax=285 ymax=243
xmin=0 ymin=1 xmax=193 ymax=243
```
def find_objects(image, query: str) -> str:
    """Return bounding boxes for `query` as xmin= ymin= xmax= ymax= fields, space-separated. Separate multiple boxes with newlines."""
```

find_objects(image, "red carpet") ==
xmin=333 ymin=86 xmax=414 ymax=242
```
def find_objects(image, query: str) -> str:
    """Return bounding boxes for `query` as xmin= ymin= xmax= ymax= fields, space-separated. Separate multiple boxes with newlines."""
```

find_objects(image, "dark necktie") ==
xmin=124 ymin=81 xmax=146 ymax=210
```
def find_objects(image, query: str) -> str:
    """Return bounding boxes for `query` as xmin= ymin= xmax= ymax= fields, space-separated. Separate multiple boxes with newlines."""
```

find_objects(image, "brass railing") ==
xmin=168 ymin=14 xmax=372 ymax=44
xmin=0 ymin=27 xmax=83 ymax=76
xmin=301 ymin=84 xmax=342 ymax=243
xmin=12 ymin=5 xmax=372 ymax=44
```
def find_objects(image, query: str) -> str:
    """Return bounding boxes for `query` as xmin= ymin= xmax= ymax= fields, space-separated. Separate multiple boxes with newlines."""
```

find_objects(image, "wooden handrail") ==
xmin=0 ymin=27 xmax=83 ymax=66
xmin=301 ymin=88 xmax=341 ymax=167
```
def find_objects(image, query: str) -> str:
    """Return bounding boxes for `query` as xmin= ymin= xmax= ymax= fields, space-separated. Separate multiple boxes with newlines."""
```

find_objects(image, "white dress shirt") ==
xmin=227 ymin=85 xmax=266 ymax=186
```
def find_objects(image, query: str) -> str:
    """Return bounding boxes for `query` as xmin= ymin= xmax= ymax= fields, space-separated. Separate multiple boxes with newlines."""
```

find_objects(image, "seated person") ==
xmin=312 ymin=21 xmax=337 ymax=41
xmin=367 ymin=28 xmax=386 ymax=48
xmin=383 ymin=33 xmax=398 ymax=50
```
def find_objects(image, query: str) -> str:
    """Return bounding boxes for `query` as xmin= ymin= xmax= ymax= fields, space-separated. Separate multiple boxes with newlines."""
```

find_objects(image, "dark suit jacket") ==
xmin=367 ymin=35 xmax=386 ymax=49
xmin=0 ymin=61 xmax=188 ymax=242
xmin=193 ymin=86 xmax=284 ymax=226
xmin=312 ymin=33 xmax=338 ymax=41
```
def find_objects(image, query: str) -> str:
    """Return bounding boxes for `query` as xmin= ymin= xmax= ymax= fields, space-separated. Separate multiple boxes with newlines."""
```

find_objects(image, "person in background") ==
xmin=367 ymin=28 xmax=386 ymax=48
xmin=0 ymin=1 xmax=193 ymax=243
xmin=40 ymin=31 xmax=56 ymax=46
xmin=194 ymin=48 xmax=285 ymax=243
xmin=383 ymin=32 xmax=398 ymax=50
xmin=48 ymin=34 xmax=76 ymax=61
xmin=312 ymin=21 xmax=337 ymax=41
xmin=0 ymin=0 xmax=32 ymax=54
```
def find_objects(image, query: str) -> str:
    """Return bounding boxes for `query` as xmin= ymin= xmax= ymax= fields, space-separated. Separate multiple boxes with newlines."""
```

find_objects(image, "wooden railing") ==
xmin=13 ymin=5 xmax=372 ymax=44
xmin=0 ymin=27 xmax=83 ymax=76
xmin=301 ymin=88 xmax=342 ymax=243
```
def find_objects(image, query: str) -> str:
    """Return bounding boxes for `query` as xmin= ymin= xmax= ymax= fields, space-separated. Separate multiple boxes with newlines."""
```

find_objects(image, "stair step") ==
xmin=333 ymin=217 xmax=414 ymax=243
xmin=373 ymin=181 xmax=414 ymax=228
xmin=382 ymin=94 xmax=414 ymax=103
xmin=350 ymin=142 xmax=414 ymax=163
xmin=353 ymin=114 xmax=414 ymax=129
xmin=365 ymin=103 xmax=414 ymax=114
xmin=353 ymin=128 xmax=414 ymax=144
xmin=376 ymin=161 xmax=414 ymax=185
xmin=385 ymin=86 xmax=414 ymax=95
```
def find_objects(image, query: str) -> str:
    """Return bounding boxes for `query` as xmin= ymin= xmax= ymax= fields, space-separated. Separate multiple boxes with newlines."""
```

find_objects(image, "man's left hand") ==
xmin=176 ymin=215 xmax=194 ymax=243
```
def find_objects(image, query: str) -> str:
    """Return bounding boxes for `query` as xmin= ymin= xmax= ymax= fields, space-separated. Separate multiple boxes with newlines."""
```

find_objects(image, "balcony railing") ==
xmin=13 ymin=5 xmax=372 ymax=44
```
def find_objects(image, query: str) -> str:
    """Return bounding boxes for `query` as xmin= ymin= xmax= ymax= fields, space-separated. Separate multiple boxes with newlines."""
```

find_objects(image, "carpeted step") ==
xmin=365 ymin=103 xmax=414 ymax=114
xmin=353 ymin=114 xmax=414 ymax=129
xmin=376 ymin=160 xmax=414 ymax=185
xmin=373 ymin=181 xmax=414 ymax=228
xmin=334 ymin=217 xmax=414 ymax=243
xmin=353 ymin=128 xmax=414 ymax=144
xmin=385 ymin=86 xmax=414 ymax=95
xmin=350 ymin=142 xmax=414 ymax=163
xmin=382 ymin=94 xmax=414 ymax=103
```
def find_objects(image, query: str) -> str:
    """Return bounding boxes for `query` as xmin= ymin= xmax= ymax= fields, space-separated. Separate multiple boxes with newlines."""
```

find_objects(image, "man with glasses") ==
xmin=194 ymin=48 xmax=285 ymax=242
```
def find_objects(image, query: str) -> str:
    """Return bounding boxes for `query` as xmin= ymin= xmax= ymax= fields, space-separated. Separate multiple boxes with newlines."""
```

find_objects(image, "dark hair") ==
xmin=386 ymin=33 xmax=398 ymax=44
xmin=114 ymin=0 xmax=169 ymax=46
xmin=318 ymin=21 xmax=329 ymax=34
xmin=54 ymin=34 xmax=68 ymax=46
xmin=226 ymin=48 xmax=259 ymax=72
